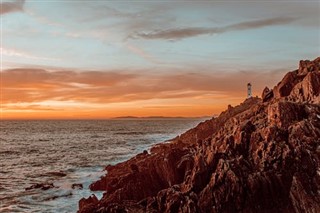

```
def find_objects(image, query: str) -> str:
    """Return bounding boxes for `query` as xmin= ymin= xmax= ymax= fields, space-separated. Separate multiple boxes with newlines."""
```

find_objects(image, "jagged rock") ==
xmin=78 ymin=58 xmax=320 ymax=213
xmin=299 ymin=58 xmax=320 ymax=75
xmin=25 ymin=182 xmax=55 ymax=191
xmin=262 ymin=87 xmax=273 ymax=102
xmin=289 ymin=71 xmax=320 ymax=103
xmin=273 ymin=71 xmax=300 ymax=98
xmin=274 ymin=57 xmax=320 ymax=104
xmin=267 ymin=101 xmax=306 ymax=128
xmin=72 ymin=183 xmax=83 ymax=189
xmin=79 ymin=195 xmax=99 ymax=213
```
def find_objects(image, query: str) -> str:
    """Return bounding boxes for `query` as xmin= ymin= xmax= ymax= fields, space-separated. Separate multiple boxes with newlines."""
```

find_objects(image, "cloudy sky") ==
xmin=1 ymin=0 xmax=319 ymax=119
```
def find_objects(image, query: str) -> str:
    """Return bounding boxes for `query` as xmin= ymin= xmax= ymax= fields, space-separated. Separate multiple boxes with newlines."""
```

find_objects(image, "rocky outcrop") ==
xmin=72 ymin=183 xmax=83 ymax=189
xmin=79 ymin=195 xmax=99 ymax=212
xmin=262 ymin=87 xmax=273 ymax=102
xmin=25 ymin=182 xmax=55 ymax=191
xmin=78 ymin=58 xmax=320 ymax=213
xmin=273 ymin=57 xmax=320 ymax=103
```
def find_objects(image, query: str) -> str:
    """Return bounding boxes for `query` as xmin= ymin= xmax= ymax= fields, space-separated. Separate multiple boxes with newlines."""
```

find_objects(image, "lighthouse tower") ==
xmin=247 ymin=83 xmax=252 ymax=98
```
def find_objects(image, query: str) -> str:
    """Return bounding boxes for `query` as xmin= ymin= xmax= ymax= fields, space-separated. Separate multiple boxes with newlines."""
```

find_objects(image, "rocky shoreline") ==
xmin=78 ymin=58 xmax=320 ymax=213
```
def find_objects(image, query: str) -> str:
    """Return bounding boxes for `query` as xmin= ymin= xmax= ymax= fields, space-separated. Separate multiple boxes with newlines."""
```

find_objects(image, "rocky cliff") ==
xmin=78 ymin=57 xmax=320 ymax=213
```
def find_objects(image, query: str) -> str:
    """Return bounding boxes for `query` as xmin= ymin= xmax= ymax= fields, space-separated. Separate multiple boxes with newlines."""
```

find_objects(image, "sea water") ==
xmin=0 ymin=119 xmax=203 ymax=213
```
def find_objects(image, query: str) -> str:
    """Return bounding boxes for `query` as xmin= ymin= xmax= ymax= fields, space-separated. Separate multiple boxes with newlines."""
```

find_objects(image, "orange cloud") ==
xmin=0 ymin=67 xmax=288 ymax=119
xmin=0 ymin=0 xmax=25 ymax=15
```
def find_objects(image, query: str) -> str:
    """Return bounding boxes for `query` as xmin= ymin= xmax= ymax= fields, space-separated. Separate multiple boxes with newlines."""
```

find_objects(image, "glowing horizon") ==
xmin=1 ymin=0 xmax=319 ymax=119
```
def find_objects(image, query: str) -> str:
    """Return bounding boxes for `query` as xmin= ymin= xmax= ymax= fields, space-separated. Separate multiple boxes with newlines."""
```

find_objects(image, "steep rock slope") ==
xmin=78 ymin=58 xmax=320 ymax=213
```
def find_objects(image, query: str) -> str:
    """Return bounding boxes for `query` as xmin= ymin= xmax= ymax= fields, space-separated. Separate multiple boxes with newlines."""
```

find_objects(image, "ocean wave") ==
xmin=0 ymin=119 xmax=202 ymax=212
xmin=42 ymin=191 xmax=73 ymax=201
xmin=90 ymin=135 xmax=105 ymax=139
xmin=0 ymin=150 xmax=20 ymax=155
xmin=114 ymin=131 xmax=145 ymax=135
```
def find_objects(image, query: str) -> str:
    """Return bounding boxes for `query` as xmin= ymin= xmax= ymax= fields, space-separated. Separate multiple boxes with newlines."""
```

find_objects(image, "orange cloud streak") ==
xmin=0 ymin=67 xmax=287 ymax=119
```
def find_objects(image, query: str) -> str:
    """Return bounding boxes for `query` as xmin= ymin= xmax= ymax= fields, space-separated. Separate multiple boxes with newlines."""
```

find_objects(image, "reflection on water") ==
xmin=0 ymin=119 xmax=203 ymax=213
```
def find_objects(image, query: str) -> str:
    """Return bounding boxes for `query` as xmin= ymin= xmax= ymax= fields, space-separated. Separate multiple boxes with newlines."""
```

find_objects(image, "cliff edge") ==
xmin=78 ymin=57 xmax=320 ymax=213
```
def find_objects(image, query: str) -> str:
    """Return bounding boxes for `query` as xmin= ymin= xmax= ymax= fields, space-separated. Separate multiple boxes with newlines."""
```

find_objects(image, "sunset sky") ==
xmin=1 ymin=0 xmax=319 ymax=119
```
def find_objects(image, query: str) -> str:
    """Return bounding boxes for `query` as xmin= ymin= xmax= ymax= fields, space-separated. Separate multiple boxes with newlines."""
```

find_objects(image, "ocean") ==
xmin=0 ymin=119 xmax=204 ymax=213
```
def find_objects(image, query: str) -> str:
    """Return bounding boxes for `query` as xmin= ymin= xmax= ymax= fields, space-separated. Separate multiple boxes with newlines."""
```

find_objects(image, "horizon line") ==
xmin=0 ymin=115 xmax=215 ymax=121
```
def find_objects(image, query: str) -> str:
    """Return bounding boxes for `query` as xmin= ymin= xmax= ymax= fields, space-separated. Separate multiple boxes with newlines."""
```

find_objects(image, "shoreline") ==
xmin=78 ymin=58 xmax=320 ymax=213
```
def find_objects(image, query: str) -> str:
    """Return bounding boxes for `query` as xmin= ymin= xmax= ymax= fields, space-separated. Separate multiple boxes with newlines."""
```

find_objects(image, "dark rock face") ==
xmin=25 ymin=182 xmax=55 ymax=191
xmin=72 ymin=183 xmax=83 ymax=189
xmin=274 ymin=57 xmax=320 ymax=103
xmin=79 ymin=195 xmax=99 ymax=212
xmin=78 ymin=58 xmax=320 ymax=213
xmin=262 ymin=87 xmax=273 ymax=102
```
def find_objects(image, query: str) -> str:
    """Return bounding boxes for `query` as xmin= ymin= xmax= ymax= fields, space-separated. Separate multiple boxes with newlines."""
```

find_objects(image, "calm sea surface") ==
xmin=0 ymin=119 xmax=203 ymax=213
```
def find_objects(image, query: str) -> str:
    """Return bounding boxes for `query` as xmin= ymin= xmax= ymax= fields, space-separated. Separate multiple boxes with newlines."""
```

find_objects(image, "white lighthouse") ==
xmin=247 ymin=83 xmax=252 ymax=98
